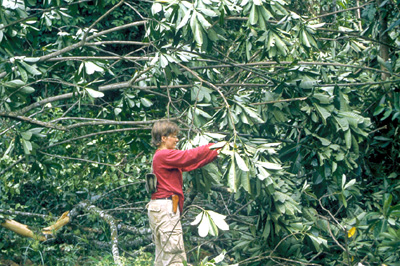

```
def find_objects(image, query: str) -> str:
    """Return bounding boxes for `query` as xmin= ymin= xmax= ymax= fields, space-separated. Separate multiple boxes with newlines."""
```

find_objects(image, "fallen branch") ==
xmin=1 ymin=220 xmax=46 ymax=241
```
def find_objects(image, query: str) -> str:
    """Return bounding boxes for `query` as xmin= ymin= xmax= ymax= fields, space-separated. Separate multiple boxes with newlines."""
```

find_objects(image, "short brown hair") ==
xmin=151 ymin=121 xmax=180 ymax=147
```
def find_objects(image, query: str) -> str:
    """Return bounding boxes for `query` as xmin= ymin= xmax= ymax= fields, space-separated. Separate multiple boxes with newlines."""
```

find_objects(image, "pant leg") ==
xmin=147 ymin=199 xmax=187 ymax=266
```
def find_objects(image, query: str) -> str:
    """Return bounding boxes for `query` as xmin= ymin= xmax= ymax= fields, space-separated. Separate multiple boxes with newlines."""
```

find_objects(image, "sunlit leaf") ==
xmin=140 ymin=98 xmax=153 ymax=107
xmin=198 ymin=214 xmax=210 ymax=237
xmin=234 ymin=152 xmax=249 ymax=172
xmin=85 ymin=62 xmax=103 ymax=75
xmin=209 ymin=141 xmax=228 ymax=150
xmin=208 ymin=211 xmax=229 ymax=231
xmin=85 ymin=88 xmax=104 ymax=98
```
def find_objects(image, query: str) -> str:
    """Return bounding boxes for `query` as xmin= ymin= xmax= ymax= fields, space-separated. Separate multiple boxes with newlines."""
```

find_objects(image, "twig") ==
xmin=38 ymin=151 xmax=135 ymax=179
xmin=307 ymin=0 xmax=374 ymax=21
xmin=82 ymin=0 xmax=125 ymax=43
xmin=0 ymin=157 xmax=24 ymax=176
xmin=44 ymin=127 xmax=151 ymax=149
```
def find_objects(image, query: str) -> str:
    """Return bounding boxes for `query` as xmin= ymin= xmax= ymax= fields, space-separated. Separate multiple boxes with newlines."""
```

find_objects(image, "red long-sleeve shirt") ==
xmin=151 ymin=143 xmax=218 ymax=213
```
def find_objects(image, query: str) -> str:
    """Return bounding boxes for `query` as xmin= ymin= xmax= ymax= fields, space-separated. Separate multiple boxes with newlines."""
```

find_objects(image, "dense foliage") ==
xmin=1 ymin=0 xmax=399 ymax=265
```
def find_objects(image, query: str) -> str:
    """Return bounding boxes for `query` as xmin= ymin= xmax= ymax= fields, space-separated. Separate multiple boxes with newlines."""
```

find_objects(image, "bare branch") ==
xmin=38 ymin=151 xmax=135 ymax=179
xmin=307 ymin=0 xmax=374 ymax=21
xmin=86 ymin=41 xmax=150 ymax=46
xmin=46 ymin=56 xmax=152 ymax=62
xmin=0 ymin=111 xmax=67 ymax=130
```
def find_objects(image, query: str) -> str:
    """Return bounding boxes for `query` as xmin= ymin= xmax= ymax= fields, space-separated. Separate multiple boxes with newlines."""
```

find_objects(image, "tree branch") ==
xmin=38 ymin=151 xmax=136 ymax=179
xmin=0 ymin=112 xmax=67 ymax=130
xmin=307 ymin=0 xmax=374 ymax=21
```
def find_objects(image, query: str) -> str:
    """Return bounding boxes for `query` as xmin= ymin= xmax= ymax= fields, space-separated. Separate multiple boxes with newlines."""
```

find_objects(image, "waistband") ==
xmin=153 ymin=196 xmax=172 ymax=200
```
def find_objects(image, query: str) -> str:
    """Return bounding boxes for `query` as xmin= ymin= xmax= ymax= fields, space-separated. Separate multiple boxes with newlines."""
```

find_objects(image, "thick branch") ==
xmin=0 ymin=111 xmax=67 ymax=130
xmin=76 ymin=201 xmax=122 ymax=266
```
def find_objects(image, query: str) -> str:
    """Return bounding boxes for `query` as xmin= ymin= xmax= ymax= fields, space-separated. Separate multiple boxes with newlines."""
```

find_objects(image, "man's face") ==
xmin=161 ymin=134 xmax=179 ymax=149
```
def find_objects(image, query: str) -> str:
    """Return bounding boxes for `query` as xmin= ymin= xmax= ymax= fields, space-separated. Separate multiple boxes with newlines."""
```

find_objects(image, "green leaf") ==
xmin=341 ymin=174 xmax=346 ymax=190
xmin=151 ymin=2 xmax=163 ymax=14
xmin=21 ymin=131 xmax=32 ymax=140
xmin=177 ymin=9 xmax=191 ymax=30
xmin=5 ymin=79 xmax=25 ymax=88
xmin=249 ymin=4 xmax=258 ymax=25
xmin=198 ymin=213 xmax=210 ymax=237
xmin=234 ymin=152 xmax=249 ymax=172
xmin=313 ymin=134 xmax=331 ymax=146
xmin=209 ymin=141 xmax=228 ymax=150
xmin=259 ymin=5 xmax=272 ymax=21
xmin=140 ymin=98 xmax=153 ymax=107
xmin=313 ymin=103 xmax=331 ymax=125
xmin=333 ymin=116 xmax=349 ymax=131
xmin=196 ymin=12 xmax=212 ymax=29
xmin=257 ymin=161 xmax=282 ymax=170
xmin=257 ymin=166 xmax=271 ymax=181
xmin=274 ymin=33 xmax=287 ymax=56
xmin=20 ymin=61 xmax=41 ymax=76
xmin=383 ymin=194 xmax=393 ymax=217
xmin=21 ymin=139 xmax=32 ymax=155
xmin=194 ymin=107 xmax=212 ymax=119
xmin=344 ymin=179 xmax=356 ymax=190
xmin=17 ymin=64 xmax=28 ymax=82
xmin=208 ymin=210 xmax=229 ymax=231
xmin=301 ymin=29 xmax=311 ymax=48
xmin=308 ymin=234 xmax=328 ymax=251
xmin=20 ymin=86 xmax=35 ymax=94
xmin=344 ymin=129 xmax=352 ymax=149
xmin=85 ymin=88 xmax=104 ymax=98
xmin=160 ymin=54 xmax=168 ymax=68
xmin=239 ymin=103 xmax=264 ymax=123
xmin=85 ymin=62 xmax=103 ymax=75
xmin=23 ymin=57 xmax=40 ymax=63
xmin=228 ymin=156 xmax=237 ymax=192
xmin=191 ymin=15 xmax=204 ymax=45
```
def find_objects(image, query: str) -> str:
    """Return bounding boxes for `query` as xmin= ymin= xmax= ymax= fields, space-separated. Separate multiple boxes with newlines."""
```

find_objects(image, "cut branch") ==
xmin=1 ymin=220 xmax=46 ymax=241
xmin=42 ymin=211 xmax=70 ymax=235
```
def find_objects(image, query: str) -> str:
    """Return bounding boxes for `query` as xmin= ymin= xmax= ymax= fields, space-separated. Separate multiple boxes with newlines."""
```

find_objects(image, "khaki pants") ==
xmin=147 ymin=199 xmax=187 ymax=266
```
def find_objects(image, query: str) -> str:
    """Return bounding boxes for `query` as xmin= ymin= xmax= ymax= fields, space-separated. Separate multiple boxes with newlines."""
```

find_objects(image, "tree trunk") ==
xmin=377 ymin=0 xmax=390 ymax=80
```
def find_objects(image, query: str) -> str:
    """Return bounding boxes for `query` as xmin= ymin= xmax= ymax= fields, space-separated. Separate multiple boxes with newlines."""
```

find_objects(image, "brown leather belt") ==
xmin=154 ymin=195 xmax=179 ymax=213
xmin=155 ymin=196 xmax=172 ymax=200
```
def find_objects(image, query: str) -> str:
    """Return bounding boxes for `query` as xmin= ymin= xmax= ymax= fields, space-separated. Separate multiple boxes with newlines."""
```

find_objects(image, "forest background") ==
xmin=0 ymin=0 xmax=399 ymax=265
